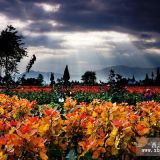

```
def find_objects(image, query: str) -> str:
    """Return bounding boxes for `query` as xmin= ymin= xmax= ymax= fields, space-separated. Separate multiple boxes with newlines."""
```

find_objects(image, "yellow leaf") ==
xmin=105 ymin=137 xmax=115 ymax=146
xmin=86 ymin=128 xmax=92 ymax=135
xmin=0 ymin=151 xmax=7 ymax=160
xmin=110 ymin=127 xmax=118 ymax=137
xmin=9 ymin=128 xmax=15 ymax=134
xmin=86 ymin=122 xmax=93 ymax=134
xmin=39 ymin=124 xmax=49 ymax=134
xmin=40 ymin=151 xmax=48 ymax=160
xmin=13 ymin=114 xmax=16 ymax=118
xmin=0 ymin=108 xmax=4 ymax=115
xmin=92 ymin=111 xmax=97 ymax=117
xmin=101 ymin=111 xmax=106 ymax=120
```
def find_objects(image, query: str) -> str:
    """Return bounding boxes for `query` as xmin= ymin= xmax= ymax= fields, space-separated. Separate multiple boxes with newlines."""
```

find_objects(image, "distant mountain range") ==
xmin=16 ymin=65 xmax=159 ymax=83
xmin=96 ymin=65 xmax=158 ymax=81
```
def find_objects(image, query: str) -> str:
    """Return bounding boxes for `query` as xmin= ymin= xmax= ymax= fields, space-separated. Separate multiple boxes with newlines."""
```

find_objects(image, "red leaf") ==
xmin=20 ymin=124 xmax=31 ymax=134
xmin=10 ymin=120 xmax=17 ymax=127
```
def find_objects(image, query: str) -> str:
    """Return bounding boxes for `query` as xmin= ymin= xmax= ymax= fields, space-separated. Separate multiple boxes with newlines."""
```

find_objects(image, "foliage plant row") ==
xmin=3 ymin=89 xmax=160 ymax=105
xmin=0 ymin=94 xmax=160 ymax=160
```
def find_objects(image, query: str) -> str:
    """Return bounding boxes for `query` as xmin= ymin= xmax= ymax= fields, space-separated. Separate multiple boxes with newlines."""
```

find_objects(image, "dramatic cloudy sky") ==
xmin=0 ymin=0 xmax=160 ymax=75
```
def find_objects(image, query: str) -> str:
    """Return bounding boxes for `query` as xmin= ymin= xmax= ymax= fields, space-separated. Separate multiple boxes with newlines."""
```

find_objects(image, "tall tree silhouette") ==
xmin=26 ymin=54 xmax=36 ymax=72
xmin=63 ymin=65 xmax=70 ymax=84
xmin=132 ymin=75 xmax=135 ymax=82
xmin=144 ymin=73 xmax=150 ymax=86
xmin=50 ymin=72 xmax=55 ymax=85
xmin=151 ymin=72 xmax=154 ymax=80
xmin=145 ymin=73 xmax=149 ymax=81
xmin=151 ymin=72 xmax=154 ymax=85
xmin=157 ymin=68 xmax=160 ymax=76
xmin=156 ymin=68 xmax=160 ymax=85
xmin=108 ymin=69 xmax=116 ymax=87
xmin=0 ymin=25 xmax=27 ymax=89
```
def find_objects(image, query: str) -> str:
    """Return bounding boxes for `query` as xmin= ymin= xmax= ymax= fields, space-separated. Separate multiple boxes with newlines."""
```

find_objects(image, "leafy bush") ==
xmin=0 ymin=94 xmax=159 ymax=159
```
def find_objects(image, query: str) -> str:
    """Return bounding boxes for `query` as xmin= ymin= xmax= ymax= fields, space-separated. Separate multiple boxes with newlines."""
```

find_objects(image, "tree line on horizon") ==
xmin=1 ymin=25 xmax=160 ymax=88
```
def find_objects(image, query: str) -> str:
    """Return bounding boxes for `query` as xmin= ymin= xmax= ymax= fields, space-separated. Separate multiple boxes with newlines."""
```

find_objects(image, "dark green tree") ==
xmin=0 ymin=25 xmax=27 ymax=89
xmin=156 ymin=68 xmax=160 ymax=85
xmin=108 ymin=69 xmax=116 ymax=87
xmin=37 ymin=74 xmax=44 ymax=86
xmin=144 ymin=73 xmax=151 ymax=86
xmin=132 ymin=75 xmax=135 ymax=82
xmin=50 ymin=72 xmax=55 ymax=85
xmin=151 ymin=72 xmax=154 ymax=80
xmin=151 ymin=72 xmax=154 ymax=85
xmin=157 ymin=68 xmax=160 ymax=76
xmin=145 ymin=73 xmax=149 ymax=81
xmin=63 ymin=65 xmax=70 ymax=84
xmin=81 ymin=71 xmax=96 ymax=84
xmin=108 ymin=69 xmax=127 ymax=98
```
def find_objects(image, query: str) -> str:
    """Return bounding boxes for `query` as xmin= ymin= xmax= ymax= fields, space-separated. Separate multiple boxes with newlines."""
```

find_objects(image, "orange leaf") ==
xmin=30 ymin=116 xmax=38 ymax=123
xmin=0 ymin=137 xmax=7 ymax=145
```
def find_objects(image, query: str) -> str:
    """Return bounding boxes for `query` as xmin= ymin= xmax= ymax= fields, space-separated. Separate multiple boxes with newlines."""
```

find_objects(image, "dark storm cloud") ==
xmin=1 ymin=0 xmax=160 ymax=51
xmin=26 ymin=22 xmax=55 ymax=33
xmin=0 ymin=0 xmax=160 ymax=33
xmin=51 ymin=0 xmax=160 ymax=33
xmin=137 ymin=40 xmax=160 ymax=50
xmin=140 ymin=34 xmax=153 ymax=40
xmin=132 ymin=32 xmax=160 ymax=50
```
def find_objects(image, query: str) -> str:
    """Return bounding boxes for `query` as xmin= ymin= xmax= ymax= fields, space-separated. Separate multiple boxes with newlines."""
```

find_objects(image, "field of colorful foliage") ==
xmin=1 ymin=85 xmax=160 ymax=94
xmin=0 ymin=94 xmax=160 ymax=159
xmin=0 ymin=86 xmax=53 ymax=93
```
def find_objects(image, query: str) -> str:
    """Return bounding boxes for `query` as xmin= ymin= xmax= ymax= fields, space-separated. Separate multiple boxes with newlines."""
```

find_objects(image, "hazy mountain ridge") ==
xmin=96 ymin=65 xmax=158 ymax=81
xmin=16 ymin=65 xmax=159 ymax=83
